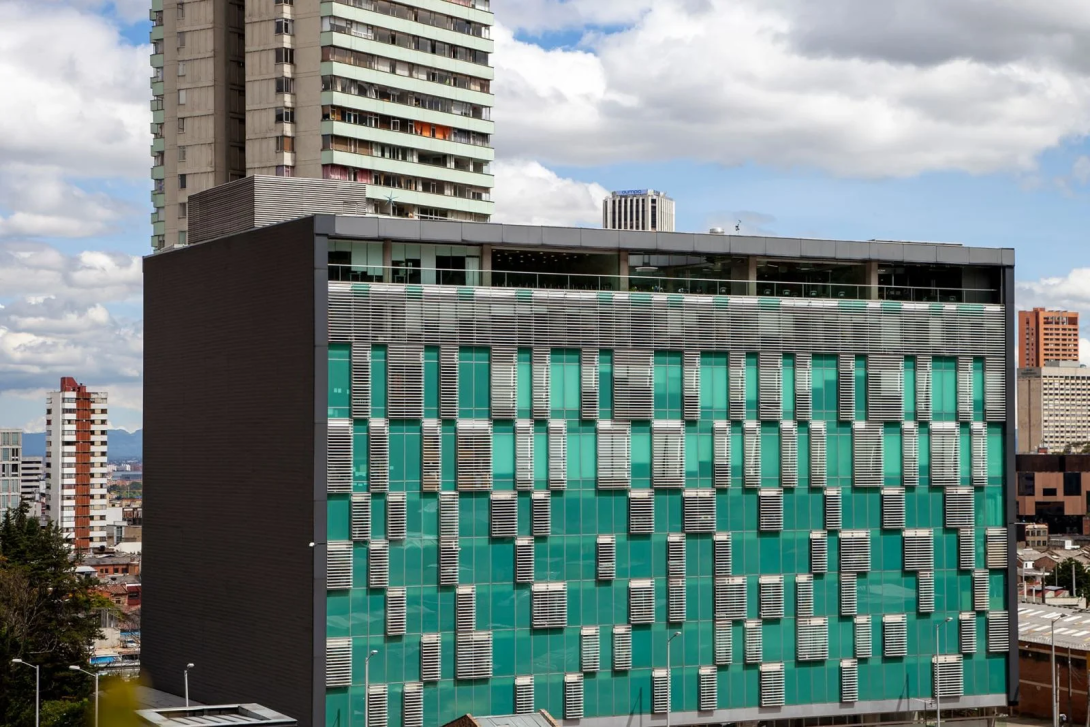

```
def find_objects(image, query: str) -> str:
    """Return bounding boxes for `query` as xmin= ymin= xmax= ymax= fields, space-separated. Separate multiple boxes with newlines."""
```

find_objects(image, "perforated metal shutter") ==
xmin=683 ymin=490 xmax=716 ymax=533
xmin=760 ymin=353 xmax=782 ymax=421
xmin=387 ymin=587 xmax=407 ymax=636
xmin=615 ymin=349 xmax=653 ymax=421
xmin=781 ymin=421 xmax=798 ymax=487
xmin=532 ymin=492 xmax=551 ymax=537
xmin=715 ymin=576 xmax=747 ymax=620
xmin=985 ymin=357 xmax=1006 ymax=422
xmin=514 ymin=676 xmax=534 ymax=714
xmin=760 ymin=663 xmax=785 ymax=707
xmin=327 ymin=638 xmax=352 ymax=686
xmin=745 ymin=620 xmax=763 ymax=663
xmin=439 ymin=537 xmax=459 ymax=586
xmin=652 ymin=420 xmax=685 ymax=488
xmin=904 ymin=529 xmax=934 ymax=571
xmin=744 ymin=421 xmax=761 ymax=487
xmin=811 ymin=421 xmax=827 ymax=488
xmin=797 ymin=575 xmax=814 ymax=617
xmin=515 ymin=538 xmax=534 ymax=584
xmin=388 ymin=344 xmax=424 ymax=419
xmin=945 ymin=488 xmax=974 ymax=528
xmin=564 ymin=674 xmax=584 ymax=719
xmin=582 ymin=349 xmax=600 ymax=420
xmin=532 ymin=348 xmax=550 ymax=419
xmin=456 ymin=586 xmax=476 ymax=632
xmin=668 ymin=578 xmax=687 ymax=623
xmin=351 ymin=345 xmax=371 ymax=419
xmin=667 ymin=533 xmax=686 ymax=577
xmin=841 ymin=659 xmax=859 ymax=703
xmin=597 ymin=421 xmax=631 ymax=489
xmin=629 ymin=490 xmax=653 ymax=534
xmin=883 ymin=614 xmax=907 ymax=657
xmin=853 ymin=422 xmax=882 ymax=488
xmin=490 ymin=492 xmax=517 ymax=539
xmin=868 ymin=354 xmax=904 ymax=421
xmin=547 ymin=420 xmax=567 ymax=491
xmin=387 ymin=493 xmax=407 ymax=541
xmin=403 ymin=683 xmax=423 ymax=727
xmin=972 ymin=422 xmax=988 ymax=487
xmin=798 ymin=617 xmax=829 ymax=661
xmin=328 ymin=419 xmax=353 ymax=493
xmin=713 ymin=421 xmax=731 ymax=488
xmin=959 ymin=528 xmax=975 ymax=570
xmin=515 ymin=420 xmax=534 ymax=491
xmin=760 ymin=575 xmax=784 ymax=619
xmin=959 ymin=613 xmax=977 ymax=654
xmin=369 ymin=418 xmax=390 ymax=493
xmin=838 ymin=354 xmax=855 ymax=421
xmin=958 ymin=357 xmax=973 ymax=422
xmin=714 ymin=532 xmax=733 ymax=576
xmin=931 ymin=422 xmax=959 ymax=487
xmin=699 ymin=666 xmax=718 ymax=711
xmin=840 ymin=531 xmax=871 ymax=572
xmin=825 ymin=488 xmax=842 ymax=530
xmin=532 ymin=582 xmax=567 ymax=629
xmin=491 ymin=346 xmax=517 ymax=419
xmin=367 ymin=686 xmax=388 ymax=727
xmin=581 ymin=626 xmax=600 ymax=672
xmin=986 ymin=528 xmax=1008 ymax=568
xmin=988 ymin=611 xmax=1009 ymax=652
xmin=327 ymin=541 xmax=353 ymax=590
xmin=934 ymin=655 xmax=964 ymax=698
xmin=882 ymin=488 xmax=906 ymax=529
xmin=714 ymin=620 xmax=733 ymax=665
xmin=759 ymin=489 xmax=783 ymax=531
xmin=917 ymin=355 xmax=932 ymax=422
xmin=811 ymin=532 xmax=828 ymax=574
xmin=684 ymin=351 xmax=701 ymax=421
xmin=456 ymin=632 xmax=493 ymax=680
xmin=440 ymin=345 xmax=458 ymax=419
xmin=439 ymin=492 xmax=459 ymax=538
xmin=652 ymin=669 xmax=670 ymax=714
xmin=854 ymin=616 xmax=872 ymax=658
xmin=973 ymin=570 xmax=989 ymax=611
xmin=369 ymin=539 xmax=389 ymax=589
xmin=422 ymin=419 xmax=442 ymax=492
xmin=420 ymin=634 xmax=440 ymax=682
xmin=613 ymin=625 xmax=632 ymax=671
xmin=841 ymin=573 xmax=858 ymax=616
xmin=903 ymin=422 xmax=919 ymax=487
xmin=796 ymin=353 xmax=813 ymax=421
xmin=597 ymin=536 xmax=616 ymax=581
xmin=729 ymin=351 xmax=745 ymax=421
xmin=918 ymin=571 xmax=935 ymax=613
xmin=351 ymin=493 xmax=371 ymax=541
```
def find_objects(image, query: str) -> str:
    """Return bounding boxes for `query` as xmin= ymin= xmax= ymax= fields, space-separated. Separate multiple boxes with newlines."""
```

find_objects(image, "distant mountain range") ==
xmin=21 ymin=429 xmax=143 ymax=461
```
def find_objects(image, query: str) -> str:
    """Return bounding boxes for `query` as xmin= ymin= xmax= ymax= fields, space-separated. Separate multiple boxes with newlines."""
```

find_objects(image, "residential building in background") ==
xmin=145 ymin=216 xmax=1016 ymax=727
xmin=150 ymin=0 xmax=495 ymax=251
xmin=0 ymin=429 xmax=21 ymax=513
xmin=46 ymin=378 xmax=109 ymax=551
xmin=1016 ymin=522 xmax=1049 ymax=549
xmin=1019 ymin=307 xmax=1079 ymax=367
xmin=602 ymin=189 xmax=675 ymax=232
xmin=1016 ymin=453 xmax=1090 ymax=535
xmin=1017 ymin=364 xmax=1090 ymax=453
xmin=20 ymin=455 xmax=45 ymax=519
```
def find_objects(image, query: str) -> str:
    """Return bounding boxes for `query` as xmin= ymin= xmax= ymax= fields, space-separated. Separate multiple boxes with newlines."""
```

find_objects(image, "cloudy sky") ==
xmin=2 ymin=0 xmax=1090 ymax=431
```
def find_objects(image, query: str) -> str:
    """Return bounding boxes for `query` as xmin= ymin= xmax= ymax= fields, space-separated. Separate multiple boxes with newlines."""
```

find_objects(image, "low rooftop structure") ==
xmin=136 ymin=704 xmax=296 ymax=726
xmin=442 ymin=710 xmax=559 ymax=727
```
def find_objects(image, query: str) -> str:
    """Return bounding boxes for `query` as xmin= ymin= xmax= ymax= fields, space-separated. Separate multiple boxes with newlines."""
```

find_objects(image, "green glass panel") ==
xmin=459 ymin=347 xmax=491 ymax=419
xmin=424 ymin=346 xmax=439 ymax=418
xmin=760 ymin=421 xmax=780 ymax=487
xmin=550 ymin=349 xmax=581 ymax=420
xmin=328 ymin=494 xmax=351 ymax=541
xmin=372 ymin=345 xmax=387 ymax=418
xmin=798 ymin=422 xmax=811 ymax=488
xmin=745 ymin=353 xmax=758 ymax=420
xmin=517 ymin=348 xmax=532 ymax=419
xmin=654 ymin=350 xmax=683 ymax=419
xmin=883 ymin=423 xmax=902 ymax=486
xmin=933 ymin=356 xmax=957 ymax=422
xmin=987 ymin=423 xmax=1004 ymax=487
xmin=327 ymin=591 xmax=350 ymax=638
xmin=599 ymin=349 xmax=613 ymax=420
xmin=904 ymin=356 xmax=917 ymax=421
xmin=631 ymin=422 xmax=652 ymax=489
xmin=919 ymin=424 xmax=931 ymax=486
xmin=960 ymin=424 xmax=971 ymax=487
xmin=493 ymin=421 xmax=515 ymax=490
xmin=813 ymin=354 xmax=838 ymax=421
xmin=328 ymin=343 xmax=351 ymax=418
xmin=855 ymin=355 xmax=867 ymax=422
xmin=390 ymin=421 xmax=422 ymax=491
xmin=700 ymin=352 xmax=729 ymax=420
xmin=972 ymin=358 xmax=985 ymax=422
xmin=782 ymin=354 xmax=796 ymax=420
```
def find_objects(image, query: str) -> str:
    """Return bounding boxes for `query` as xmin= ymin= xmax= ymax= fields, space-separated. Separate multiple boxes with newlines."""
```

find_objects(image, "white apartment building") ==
xmin=602 ymin=189 xmax=675 ymax=232
xmin=45 ymin=379 xmax=109 ymax=551
xmin=0 ymin=429 xmax=21 ymax=513
xmin=1018 ymin=364 xmax=1090 ymax=453
xmin=21 ymin=456 xmax=46 ymax=520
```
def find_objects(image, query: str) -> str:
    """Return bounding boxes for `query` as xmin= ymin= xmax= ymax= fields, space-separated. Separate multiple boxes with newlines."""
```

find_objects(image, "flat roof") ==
xmin=136 ymin=704 xmax=296 ymax=726
xmin=1019 ymin=603 xmax=1090 ymax=652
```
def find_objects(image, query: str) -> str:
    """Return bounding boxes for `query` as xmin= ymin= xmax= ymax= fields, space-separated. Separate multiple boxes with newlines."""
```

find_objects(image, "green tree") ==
xmin=1053 ymin=558 xmax=1090 ymax=600
xmin=0 ymin=502 xmax=106 ymax=726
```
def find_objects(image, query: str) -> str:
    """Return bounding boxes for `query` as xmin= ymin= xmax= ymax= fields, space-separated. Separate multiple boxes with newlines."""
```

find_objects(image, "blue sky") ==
xmin=1 ymin=0 xmax=1090 ymax=431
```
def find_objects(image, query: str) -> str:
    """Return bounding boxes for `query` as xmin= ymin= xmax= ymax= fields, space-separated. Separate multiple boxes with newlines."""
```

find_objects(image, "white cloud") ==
xmin=1017 ymin=270 xmax=1090 ymax=364
xmin=0 ymin=241 xmax=142 ymax=306
xmin=0 ymin=164 xmax=131 ymax=238
xmin=491 ymin=160 xmax=608 ymax=226
xmin=494 ymin=0 xmax=655 ymax=33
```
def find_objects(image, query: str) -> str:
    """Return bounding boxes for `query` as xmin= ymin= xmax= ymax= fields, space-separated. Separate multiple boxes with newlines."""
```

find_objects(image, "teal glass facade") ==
xmin=324 ymin=285 xmax=1011 ymax=727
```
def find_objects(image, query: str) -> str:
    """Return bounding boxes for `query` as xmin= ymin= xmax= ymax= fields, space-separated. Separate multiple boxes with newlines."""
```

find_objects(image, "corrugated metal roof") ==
xmin=472 ymin=713 xmax=555 ymax=727
xmin=1019 ymin=604 xmax=1090 ymax=651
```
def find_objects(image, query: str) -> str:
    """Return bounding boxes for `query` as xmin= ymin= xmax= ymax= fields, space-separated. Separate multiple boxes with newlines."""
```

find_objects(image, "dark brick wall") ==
xmin=142 ymin=218 xmax=320 ymax=725
xmin=1017 ymin=645 xmax=1089 ymax=724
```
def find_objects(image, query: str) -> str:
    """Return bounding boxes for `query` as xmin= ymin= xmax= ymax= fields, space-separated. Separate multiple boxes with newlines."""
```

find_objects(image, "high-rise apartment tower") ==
xmin=20 ymin=455 xmax=46 ymax=520
xmin=144 ymin=217 xmax=1017 ymax=727
xmin=602 ymin=189 xmax=675 ymax=232
xmin=1019 ymin=307 xmax=1079 ymax=367
xmin=150 ymin=0 xmax=495 ymax=251
xmin=0 ymin=429 xmax=22 ymax=513
xmin=46 ymin=378 xmax=109 ymax=551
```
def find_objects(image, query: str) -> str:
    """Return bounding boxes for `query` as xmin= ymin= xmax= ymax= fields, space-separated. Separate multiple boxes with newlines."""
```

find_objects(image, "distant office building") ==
xmin=1016 ymin=522 xmax=1049 ymax=549
xmin=1020 ymin=307 xmax=1079 ymax=367
xmin=0 ymin=429 xmax=21 ymax=513
xmin=602 ymin=189 xmax=674 ymax=231
xmin=20 ymin=455 xmax=45 ymax=518
xmin=46 ymin=378 xmax=108 ymax=551
xmin=1017 ymin=364 xmax=1090 ymax=453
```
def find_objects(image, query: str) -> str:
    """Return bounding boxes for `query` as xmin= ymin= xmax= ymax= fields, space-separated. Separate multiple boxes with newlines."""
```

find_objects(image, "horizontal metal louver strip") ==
xmin=515 ymin=538 xmax=534 ymax=584
xmin=810 ymin=421 xmax=827 ymax=488
xmin=582 ymin=349 xmax=600 ymax=421
xmin=387 ymin=344 xmax=424 ymax=419
xmin=439 ymin=491 xmax=459 ymax=537
xmin=729 ymin=351 xmax=746 ymax=421
xmin=903 ymin=422 xmax=919 ymax=487
xmin=532 ymin=348 xmax=550 ymax=419
xmin=515 ymin=420 xmax=535 ymax=490
xmin=327 ymin=419 xmax=353 ymax=494
xmin=986 ymin=528 xmax=1008 ymax=569
xmin=548 ymin=419 xmax=568 ymax=490
xmin=369 ymin=539 xmax=389 ymax=589
xmin=985 ymin=357 xmax=1006 ymax=422
xmin=972 ymin=422 xmax=988 ymax=487
xmin=351 ymin=345 xmax=371 ymax=419
xmin=699 ymin=667 xmax=718 ymax=711
xmin=531 ymin=582 xmax=568 ymax=629
xmin=715 ymin=576 xmax=747 ymax=620
xmin=825 ymin=488 xmax=842 ymax=530
xmin=422 ymin=419 xmax=442 ymax=492
xmin=934 ymin=655 xmax=964 ymax=698
xmin=744 ymin=620 xmax=763 ymax=663
xmin=987 ymin=611 xmax=1009 ymax=652
xmin=597 ymin=536 xmax=616 ymax=581
xmin=931 ymin=422 xmax=960 ymax=487
xmin=439 ymin=537 xmax=459 ymax=586
xmin=841 ymin=573 xmax=858 ymax=616
xmin=629 ymin=490 xmax=654 ymax=535
xmin=945 ymin=488 xmax=974 ymax=528
xmin=958 ymin=357 xmax=973 ymax=422
xmin=629 ymin=579 xmax=655 ymax=624
xmin=514 ymin=676 xmax=534 ymax=714
xmin=597 ymin=421 xmax=631 ymax=489
xmin=683 ymin=350 xmax=701 ymax=421
xmin=759 ymin=663 xmax=785 ymax=707
xmin=327 ymin=541 xmax=353 ymax=590
xmin=796 ymin=353 xmax=813 ymax=421
xmin=744 ymin=421 xmax=761 ymax=487
xmin=668 ymin=578 xmax=687 ymax=623
xmin=759 ymin=489 xmax=784 ymax=531
xmin=839 ymin=354 xmax=855 ymax=422
xmin=564 ymin=674 xmax=584 ymax=719
xmin=614 ymin=349 xmax=653 ymax=421
xmin=918 ymin=571 xmax=935 ymax=613
xmin=760 ymin=575 xmax=785 ymax=619
xmin=759 ymin=352 xmax=782 ymax=421
xmin=532 ymin=492 xmax=551 ymax=537
xmin=613 ymin=626 xmax=632 ymax=671
xmin=403 ymin=684 xmax=423 ymax=727
xmin=326 ymin=638 xmax=352 ymax=687
xmin=456 ymin=631 xmax=493 ymax=681
xmin=369 ymin=418 xmax=390 ymax=493
xmin=652 ymin=669 xmax=670 ymax=714
xmin=714 ymin=532 xmax=733 ymax=577
xmin=387 ymin=587 xmax=407 ymax=636
xmin=667 ymin=533 xmax=686 ymax=578
xmin=420 ymin=634 xmax=441 ymax=682
xmin=917 ymin=355 xmax=933 ymax=422
xmin=811 ymin=531 xmax=829 ymax=574
xmin=652 ymin=420 xmax=685 ymax=488
xmin=973 ymin=570 xmax=989 ymax=611
xmin=387 ymin=493 xmax=407 ymax=541
xmin=683 ymin=490 xmax=716 ymax=533
xmin=440 ymin=345 xmax=458 ymax=419
xmin=367 ymin=685 xmax=388 ymax=727
xmin=491 ymin=346 xmax=518 ymax=419
xmin=868 ymin=354 xmax=904 ymax=422
xmin=797 ymin=575 xmax=814 ymax=618
xmin=351 ymin=493 xmax=371 ymax=541
xmin=781 ymin=421 xmax=798 ymax=487
xmin=959 ymin=528 xmax=975 ymax=570
xmin=581 ymin=626 xmax=600 ymax=672
xmin=713 ymin=421 xmax=731 ymax=488
xmin=883 ymin=614 xmax=908 ymax=657
xmin=852 ymin=422 xmax=883 ymax=488
xmin=490 ymin=492 xmax=518 ymax=539
xmin=854 ymin=616 xmax=872 ymax=659
xmin=456 ymin=585 xmax=476 ymax=633
xmin=959 ymin=613 xmax=977 ymax=654
xmin=882 ymin=488 xmax=906 ymax=529
xmin=798 ymin=617 xmax=829 ymax=661
xmin=714 ymin=620 xmax=732 ymax=665
xmin=841 ymin=659 xmax=859 ymax=703
xmin=904 ymin=529 xmax=934 ymax=571
xmin=840 ymin=530 xmax=871 ymax=572
xmin=457 ymin=419 xmax=493 ymax=491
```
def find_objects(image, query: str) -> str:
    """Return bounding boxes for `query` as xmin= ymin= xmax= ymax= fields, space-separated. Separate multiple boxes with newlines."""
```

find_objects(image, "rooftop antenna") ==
xmin=385 ymin=191 xmax=398 ymax=215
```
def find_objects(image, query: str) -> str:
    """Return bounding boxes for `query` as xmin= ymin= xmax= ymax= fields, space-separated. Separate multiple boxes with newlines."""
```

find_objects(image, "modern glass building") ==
xmin=143 ymin=214 xmax=1016 ymax=727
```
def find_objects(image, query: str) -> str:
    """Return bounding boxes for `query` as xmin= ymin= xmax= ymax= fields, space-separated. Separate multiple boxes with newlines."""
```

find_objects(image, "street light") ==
xmin=364 ymin=649 xmax=379 ymax=727
xmin=184 ymin=663 xmax=195 ymax=707
xmin=12 ymin=659 xmax=40 ymax=727
xmin=934 ymin=617 xmax=953 ymax=727
xmin=666 ymin=631 xmax=682 ymax=727
xmin=1053 ymin=617 xmax=1060 ymax=727
xmin=69 ymin=665 xmax=99 ymax=727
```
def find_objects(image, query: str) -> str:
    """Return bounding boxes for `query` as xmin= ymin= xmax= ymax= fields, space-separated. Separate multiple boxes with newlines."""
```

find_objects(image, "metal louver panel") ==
xmin=959 ymin=613 xmax=977 ymax=654
xmin=652 ymin=420 xmax=685 ymax=488
xmin=796 ymin=353 xmax=813 ymax=421
xmin=973 ymin=570 xmax=989 ymax=611
xmin=714 ymin=620 xmax=732 ymax=665
xmin=369 ymin=540 xmax=389 ymax=589
xmin=903 ymin=422 xmax=919 ymax=487
xmin=582 ymin=349 xmax=600 ymax=420
xmin=456 ymin=419 xmax=492 ymax=491
xmin=985 ymin=357 xmax=1006 ymax=422
xmin=840 ymin=531 xmax=871 ymax=572
xmin=759 ymin=663 xmax=785 ymax=707
xmin=934 ymin=655 xmax=964 ymax=698
xmin=327 ymin=638 xmax=351 ymax=687
xmin=781 ymin=421 xmax=798 ymax=487
xmin=882 ymin=488 xmax=906 ymax=529
xmin=987 ymin=611 xmax=1009 ymax=652
xmin=532 ymin=348 xmax=550 ymax=419
xmin=515 ymin=538 xmax=534 ymax=583
xmin=838 ymin=354 xmax=856 ymax=421
xmin=327 ymin=541 xmax=353 ymax=590
xmin=597 ymin=421 xmax=631 ymax=489
xmin=439 ymin=537 xmax=459 ymax=586
xmin=629 ymin=490 xmax=653 ymax=534
xmin=387 ymin=493 xmax=407 ymax=541
xmin=744 ymin=421 xmax=761 ymax=487
xmin=327 ymin=419 xmax=353 ymax=493
xmin=811 ymin=532 xmax=829 ymax=574
xmin=420 ymin=634 xmax=441 ymax=682
xmin=440 ymin=345 xmax=458 ymax=419
xmin=904 ymin=529 xmax=934 ymax=571
xmin=931 ymin=422 xmax=960 ymax=487
xmin=853 ymin=422 xmax=883 ymax=487
xmin=959 ymin=528 xmax=975 ymax=570
xmin=729 ymin=352 xmax=746 ymax=421
xmin=614 ymin=349 xmax=653 ymax=421
xmin=854 ymin=616 xmax=872 ymax=658
xmin=744 ymin=620 xmax=763 ymax=663
xmin=917 ymin=355 xmax=933 ymax=422
xmin=759 ymin=352 xmax=783 ymax=420
xmin=918 ymin=572 xmax=935 ymax=613
xmin=760 ymin=575 xmax=785 ymax=619
xmin=514 ymin=676 xmax=534 ymax=714
xmin=714 ymin=533 xmax=733 ymax=576
xmin=456 ymin=631 xmax=493 ymax=680
xmin=946 ymin=488 xmax=974 ymax=528
xmin=713 ymin=421 xmax=731 ymax=487
xmin=629 ymin=579 xmax=655 ymax=624
xmin=564 ymin=674 xmax=584 ymax=719
xmin=515 ymin=420 xmax=534 ymax=490
xmin=422 ymin=419 xmax=442 ymax=492
xmin=351 ymin=493 xmax=371 ymax=541
xmin=699 ymin=667 xmax=718 ymax=711
xmin=823 ymin=488 xmax=842 ymax=530
xmin=971 ymin=422 xmax=988 ymax=487
xmin=668 ymin=578 xmax=687 ymax=623
xmin=667 ymin=533 xmax=686 ymax=577
xmin=841 ymin=659 xmax=859 ymax=703
xmin=439 ymin=492 xmax=459 ymax=537
xmin=351 ymin=345 xmax=371 ymax=419
xmin=387 ymin=587 xmax=407 ymax=635
xmin=841 ymin=573 xmax=858 ymax=616
xmin=811 ymin=421 xmax=828 ymax=488
xmin=683 ymin=351 xmax=701 ymax=421
xmin=547 ymin=420 xmax=567 ymax=490
xmin=613 ymin=626 xmax=632 ymax=671
xmin=491 ymin=346 xmax=517 ymax=419
xmin=797 ymin=575 xmax=814 ymax=617
xmin=387 ymin=344 xmax=424 ymax=419
xmin=868 ymin=354 xmax=904 ymax=421
xmin=986 ymin=528 xmax=1008 ymax=568
xmin=581 ymin=627 xmax=600 ymax=672
xmin=958 ymin=357 xmax=973 ymax=422
xmin=759 ymin=489 xmax=784 ymax=531
xmin=652 ymin=669 xmax=670 ymax=714
xmin=531 ymin=582 xmax=567 ymax=629
xmin=798 ymin=617 xmax=829 ymax=661
xmin=367 ymin=686 xmax=388 ymax=727
xmin=369 ymin=418 xmax=390 ymax=493
xmin=683 ymin=490 xmax=716 ymax=533
xmin=597 ymin=536 xmax=616 ymax=581
xmin=403 ymin=683 xmax=423 ymax=727
xmin=883 ymin=614 xmax=908 ymax=657
xmin=532 ymin=492 xmax=551 ymax=537
xmin=716 ymin=576 xmax=747 ymax=620
xmin=490 ymin=492 xmax=518 ymax=539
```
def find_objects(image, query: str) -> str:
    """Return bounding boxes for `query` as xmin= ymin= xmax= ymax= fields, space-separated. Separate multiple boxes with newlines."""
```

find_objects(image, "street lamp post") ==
xmin=364 ymin=649 xmax=379 ymax=727
xmin=1053 ymin=618 xmax=1060 ymax=727
xmin=11 ymin=659 xmax=39 ymax=727
xmin=666 ymin=631 xmax=681 ymax=727
xmin=934 ymin=617 xmax=953 ymax=727
xmin=69 ymin=666 xmax=99 ymax=727
xmin=184 ymin=663 xmax=194 ymax=707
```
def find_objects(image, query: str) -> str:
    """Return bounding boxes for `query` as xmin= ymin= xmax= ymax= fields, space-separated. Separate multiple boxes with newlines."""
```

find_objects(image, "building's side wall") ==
xmin=1017 ymin=644 xmax=1088 ymax=724
xmin=143 ymin=217 xmax=321 ymax=724
xmin=1017 ymin=373 xmax=1042 ymax=453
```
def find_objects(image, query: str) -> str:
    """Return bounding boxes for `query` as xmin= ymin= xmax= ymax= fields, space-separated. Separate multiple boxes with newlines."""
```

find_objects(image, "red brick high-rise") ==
xmin=1020 ymin=307 xmax=1080 ymax=367
xmin=46 ymin=378 xmax=108 ymax=552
